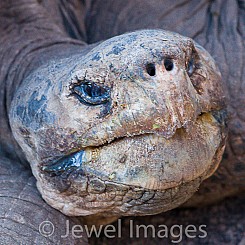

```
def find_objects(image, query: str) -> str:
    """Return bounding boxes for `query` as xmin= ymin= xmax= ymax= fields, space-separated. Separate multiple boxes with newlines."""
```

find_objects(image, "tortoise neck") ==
xmin=0 ymin=0 xmax=89 ymax=163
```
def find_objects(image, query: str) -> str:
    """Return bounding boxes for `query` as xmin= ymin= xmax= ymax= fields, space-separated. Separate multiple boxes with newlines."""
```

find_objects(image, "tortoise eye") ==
xmin=187 ymin=58 xmax=195 ymax=76
xmin=73 ymin=81 xmax=110 ymax=105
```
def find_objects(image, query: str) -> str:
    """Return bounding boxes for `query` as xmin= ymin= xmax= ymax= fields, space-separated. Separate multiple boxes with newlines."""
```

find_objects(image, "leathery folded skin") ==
xmin=10 ymin=30 xmax=227 ymax=220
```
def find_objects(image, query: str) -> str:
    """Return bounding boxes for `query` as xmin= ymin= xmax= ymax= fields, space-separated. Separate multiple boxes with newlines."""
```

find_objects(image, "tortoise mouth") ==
xmin=37 ymin=111 xmax=226 ymax=217
xmin=41 ymin=111 xmax=225 ymax=192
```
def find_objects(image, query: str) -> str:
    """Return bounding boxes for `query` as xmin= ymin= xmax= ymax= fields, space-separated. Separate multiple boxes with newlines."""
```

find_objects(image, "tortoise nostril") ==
xmin=164 ymin=59 xmax=174 ymax=71
xmin=146 ymin=63 xmax=156 ymax=76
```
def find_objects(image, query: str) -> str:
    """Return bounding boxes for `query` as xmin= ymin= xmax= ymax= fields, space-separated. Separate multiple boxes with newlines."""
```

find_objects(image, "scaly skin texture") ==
xmin=10 ymin=29 xmax=227 ymax=220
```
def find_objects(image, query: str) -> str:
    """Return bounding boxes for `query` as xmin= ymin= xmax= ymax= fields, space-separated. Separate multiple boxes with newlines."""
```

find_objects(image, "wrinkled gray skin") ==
xmin=0 ymin=0 xmax=244 ymax=244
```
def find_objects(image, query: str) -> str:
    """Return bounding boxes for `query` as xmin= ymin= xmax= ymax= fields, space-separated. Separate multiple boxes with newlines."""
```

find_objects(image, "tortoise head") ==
xmin=10 ymin=30 xmax=227 ymax=218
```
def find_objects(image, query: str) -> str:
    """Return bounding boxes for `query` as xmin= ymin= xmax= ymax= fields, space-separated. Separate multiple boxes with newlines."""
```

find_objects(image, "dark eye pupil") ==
xmin=84 ymin=84 xmax=92 ymax=97
xmin=85 ymin=83 xmax=105 ymax=97
xmin=187 ymin=58 xmax=194 ymax=76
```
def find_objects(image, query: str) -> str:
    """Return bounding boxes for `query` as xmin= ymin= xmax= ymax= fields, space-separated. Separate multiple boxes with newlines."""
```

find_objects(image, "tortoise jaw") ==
xmin=41 ymin=111 xmax=226 ymax=192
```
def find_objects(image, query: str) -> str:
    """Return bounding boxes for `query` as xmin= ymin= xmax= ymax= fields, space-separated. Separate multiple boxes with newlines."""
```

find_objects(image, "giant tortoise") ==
xmin=0 ymin=0 xmax=244 ymax=244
